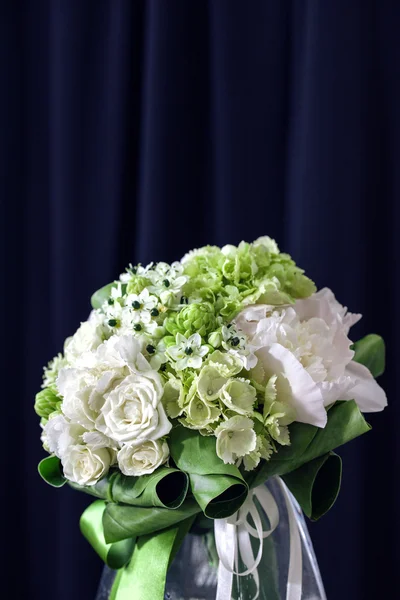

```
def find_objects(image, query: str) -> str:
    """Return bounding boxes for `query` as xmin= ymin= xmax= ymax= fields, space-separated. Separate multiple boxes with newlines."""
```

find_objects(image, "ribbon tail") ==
xmin=278 ymin=479 xmax=303 ymax=600
xmin=215 ymin=520 xmax=236 ymax=600
xmin=80 ymin=500 xmax=134 ymax=569
xmin=113 ymin=516 xmax=195 ymax=600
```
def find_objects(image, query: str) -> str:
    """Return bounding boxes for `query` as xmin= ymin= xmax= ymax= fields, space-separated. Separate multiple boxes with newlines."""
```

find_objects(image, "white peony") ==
xmin=64 ymin=311 xmax=105 ymax=365
xmin=97 ymin=372 xmax=171 ymax=446
xmin=235 ymin=288 xmax=387 ymax=428
xmin=62 ymin=444 xmax=113 ymax=486
xmin=117 ymin=439 xmax=169 ymax=476
xmin=42 ymin=414 xmax=85 ymax=458
xmin=57 ymin=368 xmax=100 ymax=429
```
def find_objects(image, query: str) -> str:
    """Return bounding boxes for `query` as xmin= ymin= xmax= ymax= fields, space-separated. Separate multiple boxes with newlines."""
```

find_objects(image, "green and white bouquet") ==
xmin=36 ymin=237 xmax=387 ymax=600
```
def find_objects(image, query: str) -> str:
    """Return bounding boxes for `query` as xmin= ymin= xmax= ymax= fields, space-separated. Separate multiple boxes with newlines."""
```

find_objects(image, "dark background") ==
xmin=1 ymin=1 xmax=398 ymax=598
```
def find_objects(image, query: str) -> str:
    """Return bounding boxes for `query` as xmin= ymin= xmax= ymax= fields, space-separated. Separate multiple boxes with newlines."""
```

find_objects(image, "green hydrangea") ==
xmin=34 ymin=388 xmax=62 ymax=419
xmin=165 ymin=302 xmax=217 ymax=338
xmin=42 ymin=353 xmax=68 ymax=390
xmin=221 ymin=242 xmax=258 ymax=284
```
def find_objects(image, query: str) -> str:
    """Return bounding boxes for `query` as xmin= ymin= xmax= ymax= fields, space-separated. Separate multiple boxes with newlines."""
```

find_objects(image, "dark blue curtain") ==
xmin=2 ymin=1 xmax=397 ymax=598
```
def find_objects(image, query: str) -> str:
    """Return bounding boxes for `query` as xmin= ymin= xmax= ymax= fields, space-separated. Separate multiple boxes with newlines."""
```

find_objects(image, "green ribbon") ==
xmin=109 ymin=517 xmax=195 ymax=600
xmin=80 ymin=500 xmax=135 ymax=569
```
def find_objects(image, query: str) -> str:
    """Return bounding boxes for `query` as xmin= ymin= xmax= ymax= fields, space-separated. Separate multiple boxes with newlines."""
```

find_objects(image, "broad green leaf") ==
xmin=69 ymin=467 xmax=189 ymax=510
xmin=247 ymin=401 xmax=370 ymax=489
xmin=282 ymin=451 xmax=342 ymax=520
xmin=103 ymin=500 xmax=201 ymax=544
xmin=38 ymin=455 xmax=66 ymax=487
xmin=169 ymin=426 xmax=248 ymax=519
xmin=110 ymin=468 xmax=189 ymax=509
xmin=353 ymin=334 xmax=385 ymax=378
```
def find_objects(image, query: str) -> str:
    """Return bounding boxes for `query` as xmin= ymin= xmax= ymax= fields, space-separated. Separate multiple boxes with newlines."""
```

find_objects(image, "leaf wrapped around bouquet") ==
xmin=169 ymin=425 xmax=248 ymax=519
xmin=98 ymin=467 xmax=189 ymax=509
xmin=247 ymin=400 xmax=369 ymax=519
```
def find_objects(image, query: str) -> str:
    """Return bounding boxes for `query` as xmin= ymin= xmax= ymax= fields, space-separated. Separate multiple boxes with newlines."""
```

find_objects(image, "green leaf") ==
xmin=282 ymin=452 xmax=342 ymax=520
xmin=110 ymin=468 xmax=189 ymax=509
xmin=69 ymin=467 xmax=189 ymax=510
xmin=247 ymin=400 xmax=370 ymax=489
xmin=38 ymin=455 xmax=66 ymax=487
xmin=353 ymin=334 xmax=385 ymax=377
xmin=103 ymin=500 xmax=201 ymax=544
xmin=169 ymin=426 xmax=248 ymax=519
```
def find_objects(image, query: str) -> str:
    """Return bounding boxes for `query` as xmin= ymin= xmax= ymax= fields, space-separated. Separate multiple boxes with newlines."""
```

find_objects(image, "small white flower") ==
xmin=125 ymin=288 xmax=158 ymax=313
xmin=215 ymin=416 xmax=256 ymax=464
xmin=97 ymin=372 xmax=171 ymax=446
xmin=117 ymin=439 xmax=169 ymax=476
xmin=119 ymin=263 xmax=152 ymax=283
xmin=62 ymin=444 xmax=113 ymax=486
xmin=149 ymin=340 xmax=168 ymax=371
xmin=221 ymin=325 xmax=257 ymax=370
xmin=148 ymin=263 xmax=187 ymax=301
xmin=166 ymin=333 xmax=209 ymax=370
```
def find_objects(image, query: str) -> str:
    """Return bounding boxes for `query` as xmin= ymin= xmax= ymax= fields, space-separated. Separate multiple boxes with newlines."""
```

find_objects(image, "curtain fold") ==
xmin=1 ymin=2 xmax=398 ymax=598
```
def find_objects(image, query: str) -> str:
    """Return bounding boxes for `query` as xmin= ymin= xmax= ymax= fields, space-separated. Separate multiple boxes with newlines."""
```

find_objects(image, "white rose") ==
xmin=117 ymin=440 xmax=169 ymax=476
xmin=57 ymin=335 xmax=153 ymax=429
xmin=235 ymin=288 xmax=387 ymax=428
xmin=97 ymin=372 xmax=172 ymax=445
xmin=62 ymin=444 xmax=112 ymax=486
xmin=64 ymin=311 xmax=104 ymax=365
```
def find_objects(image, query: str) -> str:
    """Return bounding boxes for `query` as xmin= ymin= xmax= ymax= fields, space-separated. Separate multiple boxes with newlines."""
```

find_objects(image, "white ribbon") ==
xmin=215 ymin=478 xmax=302 ymax=600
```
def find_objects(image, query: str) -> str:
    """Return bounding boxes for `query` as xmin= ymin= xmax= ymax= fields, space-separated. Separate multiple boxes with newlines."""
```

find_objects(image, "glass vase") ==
xmin=96 ymin=477 xmax=326 ymax=600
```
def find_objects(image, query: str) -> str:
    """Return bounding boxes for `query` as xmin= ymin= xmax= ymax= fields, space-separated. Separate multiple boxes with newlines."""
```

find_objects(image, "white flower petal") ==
xmin=257 ymin=343 xmax=327 ymax=427
xmin=342 ymin=361 xmax=387 ymax=412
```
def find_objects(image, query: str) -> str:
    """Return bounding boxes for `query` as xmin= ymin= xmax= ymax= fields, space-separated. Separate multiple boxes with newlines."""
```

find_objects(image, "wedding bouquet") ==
xmin=36 ymin=237 xmax=387 ymax=600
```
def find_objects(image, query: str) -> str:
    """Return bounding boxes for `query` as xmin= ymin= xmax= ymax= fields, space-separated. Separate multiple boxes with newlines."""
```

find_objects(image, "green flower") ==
xmin=262 ymin=375 xmax=294 ymax=446
xmin=183 ymin=395 xmax=221 ymax=429
xmin=215 ymin=416 xmax=256 ymax=464
xmin=220 ymin=378 xmax=257 ymax=415
xmin=162 ymin=377 xmax=186 ymax=418
xmin=126 ymin=276 xmax=152 ymax=295
xmin=206 ymin=350 xmax=243 ymax=377
xmin=221 ymin=242 xmax=258 ymax=284
xmin=197 ymin=365 xmax=227 ymax=402
xmin=208 ymin=330 xmax=223 ymax=348
xmin=242 ymin=435 xmax=273 ymax=471
xmin=165 ymin=302 xmax=216 ymax=338
xmin=34 ymin=388 xmax=62 ymax=419
xmin=42 ymin=353 xmax=68 ymax=390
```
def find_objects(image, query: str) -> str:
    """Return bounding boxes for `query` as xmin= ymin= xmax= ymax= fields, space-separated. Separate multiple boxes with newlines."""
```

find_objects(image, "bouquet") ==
xmin=36 ymin=237 xmax=387 ymax=599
